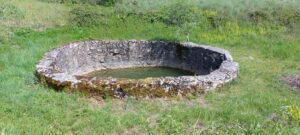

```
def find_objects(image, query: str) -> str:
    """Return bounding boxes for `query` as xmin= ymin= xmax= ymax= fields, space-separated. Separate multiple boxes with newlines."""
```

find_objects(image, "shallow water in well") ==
xmin=86 ymin=67 xmax=195 ymax=79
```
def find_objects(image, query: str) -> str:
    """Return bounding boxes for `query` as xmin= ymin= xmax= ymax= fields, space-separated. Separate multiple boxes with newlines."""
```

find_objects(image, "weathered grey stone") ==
xmin=36 ymin=40 xmax=239 ymax=98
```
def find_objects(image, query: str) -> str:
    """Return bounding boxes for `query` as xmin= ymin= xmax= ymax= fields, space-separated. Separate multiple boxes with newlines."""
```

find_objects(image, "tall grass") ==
xmin=0 ymin=0 xmax=69 ymax=42
xmin=116 ymin=0 xmax=300 ymax=14
xmin=112 ymin=0 xmax=300 ymax=41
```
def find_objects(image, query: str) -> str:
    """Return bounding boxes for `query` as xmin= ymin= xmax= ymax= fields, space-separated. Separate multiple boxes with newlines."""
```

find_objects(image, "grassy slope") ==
xmin=0 ymin=0 xmax=300 ymax=134
xmin=0 ymin=0 xmax=69 ymax=27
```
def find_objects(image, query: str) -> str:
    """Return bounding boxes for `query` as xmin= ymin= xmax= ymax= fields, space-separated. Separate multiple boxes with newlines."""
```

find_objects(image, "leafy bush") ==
xmin=271 ymin=6 xmax=300 ymax=31
xmin=162 ymin=3 xmax=201 ymax=41
xmin=141 ymin=10 xmax=166 ymax=23
xmin=98 ymin=0 xmax=117 ymax=6
xmin=247 ymin=9 xmax=273 ymax=25
xmin=201 ymin=9 xmax=228 ymax=28
xmin=120 ymin=10 xmax=166 ymax=24
xmin=69 ymin=6 xmax=102 ymax=27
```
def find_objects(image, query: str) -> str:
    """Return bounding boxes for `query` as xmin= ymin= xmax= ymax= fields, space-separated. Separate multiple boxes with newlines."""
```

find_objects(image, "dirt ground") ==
xmin=282 ymin=74 xmax=300 ymax=90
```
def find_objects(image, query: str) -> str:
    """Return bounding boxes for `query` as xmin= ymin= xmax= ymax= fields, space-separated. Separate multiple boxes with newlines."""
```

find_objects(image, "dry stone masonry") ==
xmin=36 ymin=40 xmax=239 ymax=98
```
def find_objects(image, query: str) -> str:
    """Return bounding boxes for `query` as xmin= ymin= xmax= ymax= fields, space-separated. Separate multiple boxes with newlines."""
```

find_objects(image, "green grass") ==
xmin=0 ymin=0 xmax=69 ymax=28
xmin=0 ymin=0 xmax=300 ymax=134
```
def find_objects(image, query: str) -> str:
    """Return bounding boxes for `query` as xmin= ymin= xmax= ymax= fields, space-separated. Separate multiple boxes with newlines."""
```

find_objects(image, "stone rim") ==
xmin=36 ymin=40 xmax=239 ymax=98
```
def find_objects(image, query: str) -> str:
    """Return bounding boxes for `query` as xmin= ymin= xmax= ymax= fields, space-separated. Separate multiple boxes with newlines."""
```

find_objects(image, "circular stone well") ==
xmin=36 ymin=40 xmax=239 ymax=98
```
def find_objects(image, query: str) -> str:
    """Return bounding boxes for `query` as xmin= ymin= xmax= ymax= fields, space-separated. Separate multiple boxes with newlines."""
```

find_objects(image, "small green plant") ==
xmin=69 ymin=6 xmax=102 ymax=27
xmin=285 ymin=105 xmax=300 ymax=121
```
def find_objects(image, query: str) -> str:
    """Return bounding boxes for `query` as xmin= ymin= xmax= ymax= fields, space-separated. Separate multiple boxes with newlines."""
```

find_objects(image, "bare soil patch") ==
xmin=282 ymin=74 xmax=300 ymax=90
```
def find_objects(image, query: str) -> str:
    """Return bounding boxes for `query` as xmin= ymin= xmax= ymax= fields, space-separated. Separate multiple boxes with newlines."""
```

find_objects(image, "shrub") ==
xmin=247 ymin=9 xmax=271 ymax=25
xmin=162 ymin=2 xmax=202 ymax=41
xmin=271 ymin=6 xmax=300 ymax=31
xmin=282 ymin=105 xmax=300 ymax=122
xmin=69 ymin=6 xmax=102 ymax=27
xmin=97 ymin=0 xmax=117 ymax=6
xmin=288 ymin=105 xmax=300 ymax=121
xmin=163 ymin=3 xmax=197 ymax=26
xmin=129 ymin=10 xmax=166 ymax=23
xmin=201 ymin=9 xmax=228 ymax=28
xmin=284 ymin=12 xmax=300 ymax=32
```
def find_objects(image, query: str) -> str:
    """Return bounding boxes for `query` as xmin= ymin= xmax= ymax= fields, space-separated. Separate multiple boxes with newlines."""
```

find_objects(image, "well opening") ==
xmin=36 ymin=40 xmax=239 ymax=98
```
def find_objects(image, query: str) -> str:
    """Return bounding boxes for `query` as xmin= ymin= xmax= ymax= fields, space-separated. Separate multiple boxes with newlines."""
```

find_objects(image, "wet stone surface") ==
xmin=36 ymin=40 xmax=239 ymax=98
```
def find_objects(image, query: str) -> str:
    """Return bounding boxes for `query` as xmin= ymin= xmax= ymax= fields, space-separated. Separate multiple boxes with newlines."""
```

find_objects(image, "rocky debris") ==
xmin=113 ymin=85 xmax=127 ymax=99
xmin=36 ymin=40 xmax=239 ymax=98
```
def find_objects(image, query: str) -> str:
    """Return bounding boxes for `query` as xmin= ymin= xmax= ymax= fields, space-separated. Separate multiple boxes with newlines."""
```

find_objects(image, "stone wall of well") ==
xmin=36 ymin=40 xmax=239 ymax=98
